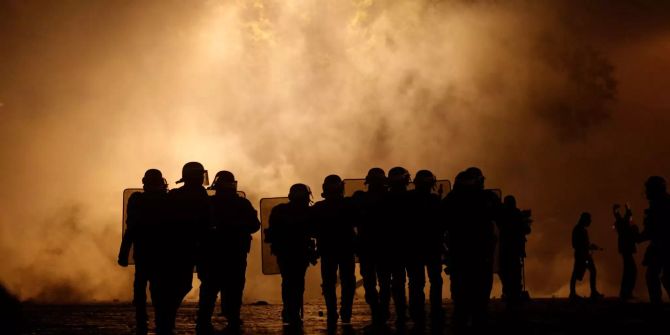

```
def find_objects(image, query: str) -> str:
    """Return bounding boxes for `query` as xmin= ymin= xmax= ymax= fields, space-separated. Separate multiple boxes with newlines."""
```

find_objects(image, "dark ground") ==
xmin=13 ymin=299 xmax=670 ymax=335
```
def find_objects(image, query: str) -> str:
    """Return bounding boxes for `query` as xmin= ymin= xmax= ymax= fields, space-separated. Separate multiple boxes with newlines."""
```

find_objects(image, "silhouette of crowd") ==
xmin=118 ymin=162 xmax=670 ymax=334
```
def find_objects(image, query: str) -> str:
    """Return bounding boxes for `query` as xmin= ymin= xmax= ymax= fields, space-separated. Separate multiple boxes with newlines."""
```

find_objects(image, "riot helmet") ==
xmin=289 ymin=183 xmax=312 ymax=206
xmin=142 ymin=169 xmax=167 ymax=192
xmin=321 ymin=174 xmax=344 ymax=199
xmin=211 ymin=170 xmax=238 ymax=195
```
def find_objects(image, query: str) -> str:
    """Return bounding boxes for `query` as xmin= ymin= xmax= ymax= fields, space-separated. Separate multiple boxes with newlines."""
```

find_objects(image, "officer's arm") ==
xmin=243 ymin=200 xmax=261 ymax=234
xmin=118 ymin=194 xmax=139 ymax=267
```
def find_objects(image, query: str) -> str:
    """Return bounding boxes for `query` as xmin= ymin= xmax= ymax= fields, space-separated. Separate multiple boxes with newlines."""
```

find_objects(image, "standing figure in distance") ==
xmin=118 ymin=169 xmax=168 ymax=335
xmin=311 ymin=175 xmax=357 ymax=329
xmin=155 ymin=162 xmax=210 ymax=335
xmin=351 ymin=168 xmax=387 ymax=326
xmin=497 ymin=195 xmax=531 ymax=305
xmin=441 ymin=168 xmax=498 ymax=330
xmin=196 ymin=171 xmax=260 ymax=333
xmin=569 ymin=212 xmax=603 ymax=300
xmin=378 ymin=166 xmax=412 ymax=327
xmin=265 ymin=184 xmax=317 ymax=328
xmin=613 ymin=203 xmax=638 ymax=301
xmin=406 ymin=169 xmax=444 ymax=324
xmin=638 ymin=176 xmax=670 ymax=304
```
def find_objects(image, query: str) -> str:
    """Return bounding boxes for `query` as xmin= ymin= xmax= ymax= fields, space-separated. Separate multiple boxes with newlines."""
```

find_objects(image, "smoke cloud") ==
xmin=1 ymin=0 xmax=669 ymax=302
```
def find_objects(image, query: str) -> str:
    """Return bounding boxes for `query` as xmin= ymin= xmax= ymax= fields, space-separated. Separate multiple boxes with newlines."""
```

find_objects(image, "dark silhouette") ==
xmin=639 ymin=176 xmax=670 ymax=304
xmin=118 ymin=169 xmax=168 ymax=335
xmin=350 ymin=168 xmax=387 ymax=326
xmin=265 ymin=184 xmax=317 ymax=328
xmin=407 ymin=169 xmax=444 ymax=324
xmin=310 ymin=175 xmax=356 ymax=328
xmin=441 ymin=167 xmax=499 ymax=330
xmin=569 ymin=212 xmax=603 ymax=300
xmin=196 ymin=171 xmax=260 ymax=333
xmin=497 ymin=195 xmax=531 ymax=304
xmin=0 ymin=283 xmax=22 ymax=335
xmin=155 ymin=162 xmax=210 ymax=335
xmin=613 ymin=203 xmax=638 ymax=301
xmin=377 ymin=166 xmax=411 ymax=327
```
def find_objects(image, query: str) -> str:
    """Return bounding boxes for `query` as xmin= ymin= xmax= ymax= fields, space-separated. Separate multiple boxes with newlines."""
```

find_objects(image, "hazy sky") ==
xmin=1 ymin=0 xmax=669 ymax=302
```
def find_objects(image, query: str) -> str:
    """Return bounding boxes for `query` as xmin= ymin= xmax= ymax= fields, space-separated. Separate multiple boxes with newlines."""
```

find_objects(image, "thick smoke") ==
xmin=1 ymin=0 xmax=669 ymax=302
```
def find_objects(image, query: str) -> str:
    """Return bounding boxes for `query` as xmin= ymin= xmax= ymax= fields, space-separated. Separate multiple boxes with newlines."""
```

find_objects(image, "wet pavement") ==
xmin=17 ymin=299 xmax=670 ymax=334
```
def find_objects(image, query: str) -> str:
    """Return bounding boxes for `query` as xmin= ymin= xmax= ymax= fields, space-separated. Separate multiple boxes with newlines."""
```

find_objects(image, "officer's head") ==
xmin=388 ymin=166 xmax=411 ymax=191
xmin=365 ymin=167 xmax=387 ymax=191
xmin=578 ymin=212 xmax=591 ymax=227
xmin=414 ymin=170 xmax=436 ymax=193
xmin=645 ymin=176 xmax=667 ymax=201
xmin=504 ymin=195 xmax=517 ymax=209
xmin=321 ymin=175 xmax=344 ymax=199
xmin=453 ymin=171 xmax=469 ymax=191
xmin=177 ymin=162 xmax=207 ymax=186
xmin=465 ymin=167 xmax=485 ymax=190
xmin=211 ymin=170 xmax=237 ymax=195
xmin=142 ymin=169 xmax=167 ymax=192
xmin=289 ymin=183 xmax=312 ymax=206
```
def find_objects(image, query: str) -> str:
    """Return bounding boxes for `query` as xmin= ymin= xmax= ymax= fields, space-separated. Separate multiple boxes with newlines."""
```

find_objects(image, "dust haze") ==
xmin=1 ymin=0 xmax=669 ymax=302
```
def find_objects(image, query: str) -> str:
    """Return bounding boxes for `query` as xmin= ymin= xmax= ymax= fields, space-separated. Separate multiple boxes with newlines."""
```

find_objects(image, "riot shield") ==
xmin=343 ymin=178 xmax=452 ymax=199
xmin=486 ymin=188 xmax=502 ymax=274
xmin=121 ymin=188 xmax=142 ymax=265
xmin=431 ymin=179 xmax=452 ymax=199
xmin=343 ymin=178 xmax=366 ymax=197
xmin=259 ymin=197 xmax=290 ymax=275
xmin=121 ymin=188 xmax=246 ymax=265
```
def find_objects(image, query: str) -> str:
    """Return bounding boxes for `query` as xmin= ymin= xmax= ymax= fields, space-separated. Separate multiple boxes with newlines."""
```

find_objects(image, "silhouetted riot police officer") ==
xmin=378 ymin=166 xmax=411 ymax=326
xmin=196 ymin=171 xmax=260 ymax=333
xmin=351 ymin=168 xmax=387 ymax=325
xmin=613 ymin=203 xmax=638 ymax=301
xmin=639 ymin=176 xmax=670 ymax=304
xmin=118 ymin=169 xmax=168 ymax=335
xmin=442 ymin=168 xmax=498 ymax=330
xmin=265 ymin=184 xmax=316 ymax=327
xmin=569 ymin=212 xmax=603 ymax=300
xmin=407 ymin=170 xmax=444 ymax=323
xmin=153 ymin=162 xmax=209 ymax=335
xmin=497 ymin=195 xmax=531 ymax=304
xmin=311 ymin=175 xmax=357 ymax=328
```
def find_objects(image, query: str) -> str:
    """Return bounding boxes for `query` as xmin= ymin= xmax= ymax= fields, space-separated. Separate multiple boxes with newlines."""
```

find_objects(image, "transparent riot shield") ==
xmin=259 ymin=197 xmax=290 ymax=275
xmin=486 ymin=188 xmax=502 ymax=274
xmin=343 ymin=178 xmax=366 ymax=197
xmin=121 ymin=188 xmax=246 ymax=265
xmin=430 ymin=179 xmax=452 ymax=199
xmin=344 ymin=178 xmax=452 ymax=198
xmin=122 ymin=188 xmax=142 ymax=265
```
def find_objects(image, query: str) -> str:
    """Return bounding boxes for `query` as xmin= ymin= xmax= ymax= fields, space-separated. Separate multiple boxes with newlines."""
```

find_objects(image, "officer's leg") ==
xmin=406 ymin=259 xmax=426 ymax=322
xmin=196 ymin=269 xmax=218 ymax=332
xmin=449 ymin=267 xmax=468 ymax=329
xmin=587 ymin=259 xmax=598 ymax=295
xmin=426 ymin=255 xmax=444 ymax=314
xmin=339 ymin=253 xmax=356 ymax=323
xmin=224 ymin=253 xmax=247 ymax=325
xmin=359 ymin=254 xmax=380 ymax=316
xmin=278 ymin=258 xmax=291 ymax=323
xmin=569 ymin=258 xmax=581 ymax=297
xmin=133 ymin=265 xmax=149 ymax=335
xmin=376 ymin=260 xmax=392 ymax=322
xmin=646 ymin=262 xmax=662 ymax=304
xmin=296 ymin=262 xmax=308 ymax=324
xmin=320 ymin=256 xmax=339 ymax=324
xmin=662 ymin=260 xmax=670 ymax=299
xmin=621 ymin=254 xmax=635 ymax=299
xmin=472 ymin=262 xmax=493 ymax=327
xmin=391 ymin=263 xmax=408 ymax=323
xmin=510 ymin=256 xmax=523 ymax=302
